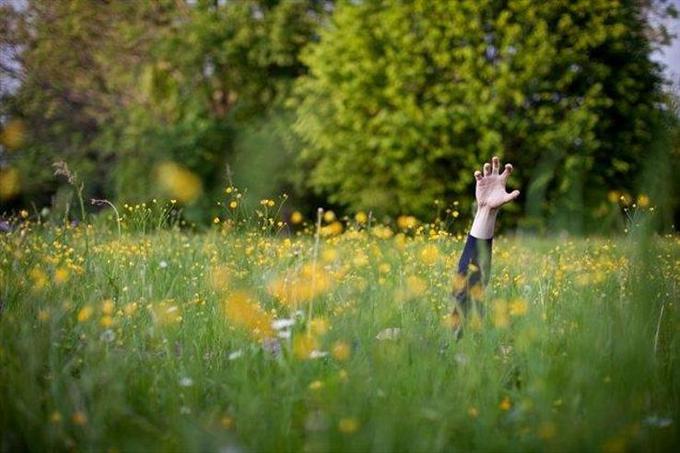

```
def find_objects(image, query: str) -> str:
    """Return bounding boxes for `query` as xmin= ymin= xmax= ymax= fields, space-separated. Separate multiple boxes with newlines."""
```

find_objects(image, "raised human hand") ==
xmin=473 ymin=156 xmax=520 ymax=210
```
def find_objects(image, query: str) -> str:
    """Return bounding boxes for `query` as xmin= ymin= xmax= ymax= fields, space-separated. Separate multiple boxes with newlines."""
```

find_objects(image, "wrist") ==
xmin=475 ymin=203 xmax=497 ymax=217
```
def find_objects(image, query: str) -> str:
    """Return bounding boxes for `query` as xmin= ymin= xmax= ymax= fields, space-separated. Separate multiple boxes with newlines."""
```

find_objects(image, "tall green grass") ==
xmin=0 ymin=205 xmax=678 ymax=452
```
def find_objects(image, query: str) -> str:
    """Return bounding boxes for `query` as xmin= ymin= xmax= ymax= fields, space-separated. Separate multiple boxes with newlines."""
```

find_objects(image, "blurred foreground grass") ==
xmin=0 ymin=206 xmax=678 ymax=452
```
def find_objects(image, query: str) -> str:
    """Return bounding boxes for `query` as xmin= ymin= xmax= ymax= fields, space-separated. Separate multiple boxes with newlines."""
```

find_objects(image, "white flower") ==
xmin=271 ymin=318 xmax=295 ymax=330
xmin=309 ymin=350 xmax=328 ymax=359
xmin=376 ymin=327 xmax=400 ymax=341
xmin=228 ymin=350 xmax=243 ymax=360
xmin=159 ymin=260 xmax=168 ymax=269
xmin=179 ymin=377 xmax=193 ymax=387
xmin=277 ymin=330 xmax=291 ymax=339
xmin=100 ymin=329 xmax=116 ymax=343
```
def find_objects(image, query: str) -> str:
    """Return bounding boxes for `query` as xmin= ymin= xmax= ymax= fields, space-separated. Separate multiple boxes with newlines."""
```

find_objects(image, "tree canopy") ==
xmin=294 ymin=0 xmax=666 ymax=230
xmin=1 ymin=0 xmax=678 ymax=231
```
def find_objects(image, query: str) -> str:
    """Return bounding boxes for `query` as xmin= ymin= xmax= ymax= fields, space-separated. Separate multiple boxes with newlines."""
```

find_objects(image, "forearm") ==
xmin=469 ymin=205 xmax=497 ymax=240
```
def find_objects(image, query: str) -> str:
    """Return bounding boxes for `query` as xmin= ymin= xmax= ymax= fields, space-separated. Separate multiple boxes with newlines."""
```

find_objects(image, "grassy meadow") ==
xmin=0 ymin=200 xmax=678 ymax=452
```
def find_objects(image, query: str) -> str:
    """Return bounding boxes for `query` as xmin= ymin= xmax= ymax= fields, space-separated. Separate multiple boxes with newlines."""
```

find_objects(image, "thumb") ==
xmin=503 ymin=190 xmax=520 ymax=204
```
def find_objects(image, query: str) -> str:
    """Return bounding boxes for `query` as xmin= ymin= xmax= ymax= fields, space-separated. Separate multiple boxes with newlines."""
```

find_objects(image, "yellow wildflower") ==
xmin=372 ymin=225 xmax=393 ymax=239
xmin=331 ymin=341 xmax=351 ymax=361
xmin=268 ymin=264 xmax=332 ymax=307
xmin=321 ymin=221 xmax=343 ymax=236
xmin=323 ymin=210 xmax=336 ymax=223
xmin=397 ymin=215 xmax=417 ymax=230
xmin=0 ymin=167 xmax=20 ymax=200
xmin=508 ymin=298 xmax=528 ymax=317
xmin=0 ymin=119 xmax=26 ymax=150
xmin=637 ymin=194 xmax=650 ymax=208
xmin=420 ymin=244 xmax=439 ymax=265
xmin=338 ymin=417 xmax=359 ymax=434
xmin=154 ymin=161 xmax=203 ymax=204
xmin=53 ymin=267 xmax=69 ymax=285
xmin=223 ymin=291 xmax=272 ymax=341
xmin=29 ymin=268 xmax=48 ymax=290
xmin=290 ymin=211 xmax=303 ymax=224
xmin=102 ymin=299 xmax=115 ymax=315
xmin=77 ymin=306 xmax=94 ymax=323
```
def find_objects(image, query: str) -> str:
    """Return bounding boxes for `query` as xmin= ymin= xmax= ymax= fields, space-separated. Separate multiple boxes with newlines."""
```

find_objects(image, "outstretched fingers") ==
xmin=503 ymin=190 xmax=520 ymax=204
xmin=483 ymin=162 xmax=491 ymax=176
xmin=500 ymin=163 xmax=513 ymax=180
xmin=479 ymin=158 xmax=517 ymax=182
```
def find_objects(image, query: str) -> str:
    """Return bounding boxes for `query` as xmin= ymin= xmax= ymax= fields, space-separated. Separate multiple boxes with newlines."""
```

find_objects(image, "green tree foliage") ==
xmin=1 ymin=0 xmax=675 ymax=231
xmin=1 ymin=0 xmax=324 ymax=217
xmin=103 ymin=0 xmax=324 ymax=215
xmin=294 ymin=0 xmax=664 ymax=230
xmin=0 ymin=0 xmax=136 ymax=205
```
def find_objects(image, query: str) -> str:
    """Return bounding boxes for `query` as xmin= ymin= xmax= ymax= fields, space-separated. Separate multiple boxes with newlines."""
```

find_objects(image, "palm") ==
xmin=474 ymin=157 xmax=519 ymax=210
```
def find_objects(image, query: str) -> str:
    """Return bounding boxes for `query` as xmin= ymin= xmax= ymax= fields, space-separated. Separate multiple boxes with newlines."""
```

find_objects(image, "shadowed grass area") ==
xmin=0 ymin=209 xmax=678 ymax=452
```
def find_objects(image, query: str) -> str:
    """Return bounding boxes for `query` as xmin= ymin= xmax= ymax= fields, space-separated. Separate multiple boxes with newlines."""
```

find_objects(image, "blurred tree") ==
xmin=103 ymin=0 xmax=326 ymax=219
xmin=0 ymin=0 xmax=136 ymax=208
xmin=293 ymin=0 xmax=666 ymax=231
xmin=1 ymin=0 xmax=326 ymax=219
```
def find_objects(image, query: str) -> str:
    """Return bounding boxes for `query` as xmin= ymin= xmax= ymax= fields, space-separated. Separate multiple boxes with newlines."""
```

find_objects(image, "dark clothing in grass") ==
xmin=453 ymin=234 xmax=493 ymax=316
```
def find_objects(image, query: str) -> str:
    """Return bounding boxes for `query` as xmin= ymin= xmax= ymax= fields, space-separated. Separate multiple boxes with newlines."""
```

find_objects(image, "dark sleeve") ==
xmin=452 ymin=234 xmax=493 ymax=314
